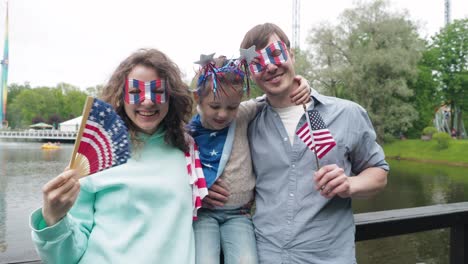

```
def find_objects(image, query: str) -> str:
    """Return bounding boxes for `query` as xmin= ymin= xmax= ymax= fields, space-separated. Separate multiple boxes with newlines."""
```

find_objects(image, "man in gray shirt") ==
xmin=206 ymin=23 xmax=389 ymax=264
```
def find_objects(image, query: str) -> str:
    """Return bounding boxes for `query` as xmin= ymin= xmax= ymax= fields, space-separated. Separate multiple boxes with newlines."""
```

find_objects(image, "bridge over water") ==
xmin=0 ymin=129 xmax=76 ymax=141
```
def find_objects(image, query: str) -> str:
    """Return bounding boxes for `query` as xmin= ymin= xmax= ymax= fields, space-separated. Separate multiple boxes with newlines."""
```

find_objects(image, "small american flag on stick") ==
xmin=296 ymin=109 xmax=336 ymax=159
xmin=70 ymin=96 xmax=131 ymax=178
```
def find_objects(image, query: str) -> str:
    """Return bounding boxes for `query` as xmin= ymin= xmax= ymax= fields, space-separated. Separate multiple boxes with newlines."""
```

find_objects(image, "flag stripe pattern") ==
xmin=296 ymin=109 xmax=336 ymax=159
xmin=249 ymin=41 xmax=288 ymax=73
xmin=77 ymin=98 xmax=130 ymax=175
xmin=124 ymin=79 xmax=168 ymax=104
xmin=185 ymin=136 xmax=208 ymax=220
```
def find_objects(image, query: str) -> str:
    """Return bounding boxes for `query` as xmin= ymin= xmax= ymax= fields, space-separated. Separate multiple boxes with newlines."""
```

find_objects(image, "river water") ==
xmin=0 ymin=141 xmax=71 ymax=263
xmin=1 ymin=141 xmax=468 ymax=264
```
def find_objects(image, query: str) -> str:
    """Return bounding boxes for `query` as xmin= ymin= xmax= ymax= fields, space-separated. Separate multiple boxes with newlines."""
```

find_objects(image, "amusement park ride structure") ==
xmin=0 ymin=1 xmax=8 ymax=129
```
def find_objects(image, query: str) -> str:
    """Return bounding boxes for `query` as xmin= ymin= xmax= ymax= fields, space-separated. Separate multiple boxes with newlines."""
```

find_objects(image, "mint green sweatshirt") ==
xmin=30 ymin=131 xmax=195 ymax=264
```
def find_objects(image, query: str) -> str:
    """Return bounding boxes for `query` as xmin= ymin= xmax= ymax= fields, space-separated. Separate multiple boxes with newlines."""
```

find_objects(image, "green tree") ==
xmin=5 ymin=82 xmax=32 ymax=128
xmin=305 ymin=23 xmax=348 ymax=97
xmin=62 ymin=89 xmax=87 ymax=119
xmin=9 ymin=88 xmax=45 ymax=127
xmin=428 ymin=19 xmax=468 ymax=135
xmin=306 ymin=0 xmax=424 ymax=141
xmin=246 ymin=82 xmax=264 ymax=99
xmin=48 ymin=113 xmax=62 ymax=128
xmin=293 ymin=48 xmax=314 ymax=83
xmin=8 ymin=84 xmax=87 ymax=128
xmin=406 ymin=47 xmax=440 ymax=138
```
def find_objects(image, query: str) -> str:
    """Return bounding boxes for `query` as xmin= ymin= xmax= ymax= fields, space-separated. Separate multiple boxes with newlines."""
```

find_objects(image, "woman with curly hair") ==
xmin=30 ymin=48 xmax=207 ymax=264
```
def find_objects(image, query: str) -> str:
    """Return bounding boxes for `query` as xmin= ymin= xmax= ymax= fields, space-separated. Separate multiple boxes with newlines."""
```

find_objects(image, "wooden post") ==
xmin=69 ymin=96 xmax=94 ymax=169
xmin=450 ymin=224 xmax=468 ymax=264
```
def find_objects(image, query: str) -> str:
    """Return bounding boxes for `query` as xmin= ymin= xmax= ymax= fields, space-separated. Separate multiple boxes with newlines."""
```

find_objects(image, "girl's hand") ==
xmin=291 ymin=75 xmax=312 ymax=105
xmin=202 ymin=178 xmax=230 ymax=208
xmin=42 ymin=169 xmax=81 ymax=226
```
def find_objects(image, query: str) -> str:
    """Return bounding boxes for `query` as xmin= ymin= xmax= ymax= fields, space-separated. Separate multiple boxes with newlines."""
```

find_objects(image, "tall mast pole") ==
xmin=0 ymin=1 xmax=8 ymax=128
xmin=444 ymin=0 xmax=451 ymax=26
xmin=292 ymin=0 xmax=300 ymax=50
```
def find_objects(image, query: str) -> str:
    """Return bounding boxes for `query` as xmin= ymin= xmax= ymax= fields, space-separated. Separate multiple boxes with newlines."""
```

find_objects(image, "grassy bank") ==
xmin=383 ymin=139 xmax=468 ymax=166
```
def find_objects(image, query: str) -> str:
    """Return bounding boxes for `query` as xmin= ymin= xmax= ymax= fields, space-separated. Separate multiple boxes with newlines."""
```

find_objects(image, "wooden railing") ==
xmin=11 ymin=202 xmax=468 ymax=264
xmin=0 ymin=130 xmax=76 ymax=141
xmin=355 ymin=202 xmax=468 ymax=264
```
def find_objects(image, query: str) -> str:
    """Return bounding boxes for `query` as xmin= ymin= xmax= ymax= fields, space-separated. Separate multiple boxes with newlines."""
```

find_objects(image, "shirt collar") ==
xmin=136 ymin=125 xmax=165 ymax=142
xmin=310 ymin=89 xmax=327 ymax=107
xmin=262 ymin=88 xmax=328 ymax=110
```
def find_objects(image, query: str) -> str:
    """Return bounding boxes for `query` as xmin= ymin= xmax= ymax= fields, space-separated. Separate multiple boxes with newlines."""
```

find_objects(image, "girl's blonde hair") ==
xmin=193 ymin=56 xmax=245 ymax=103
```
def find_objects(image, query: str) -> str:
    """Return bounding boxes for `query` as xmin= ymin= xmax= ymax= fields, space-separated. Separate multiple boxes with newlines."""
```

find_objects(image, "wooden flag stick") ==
xmin=69 ymin=96 xmax=94 ymax=169
xmin=302 ymin=104 xmax=320 ymax=170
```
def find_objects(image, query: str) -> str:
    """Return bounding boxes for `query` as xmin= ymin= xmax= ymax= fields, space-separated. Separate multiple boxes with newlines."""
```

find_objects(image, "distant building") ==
xmin=59 ymin=116 xmax=82 ymax=132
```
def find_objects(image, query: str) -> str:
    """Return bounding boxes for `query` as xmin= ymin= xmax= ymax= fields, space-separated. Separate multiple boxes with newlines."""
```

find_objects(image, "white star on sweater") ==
xmin=210 ymin=132 xmax=217 ymax=137
xmin=210 ymin=149 xmax=218 ymax=156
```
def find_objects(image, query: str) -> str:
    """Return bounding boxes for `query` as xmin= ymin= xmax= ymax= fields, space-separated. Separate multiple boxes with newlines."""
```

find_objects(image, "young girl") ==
xmin=189 ymin=55 xmax=310 ymax=264
xmin=30 ymin=48 xmax=207 ymax=264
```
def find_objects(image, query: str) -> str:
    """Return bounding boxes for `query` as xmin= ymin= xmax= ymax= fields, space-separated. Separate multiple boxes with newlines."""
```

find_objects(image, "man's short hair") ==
xmin=240 ymin=23 xmax=291 ymax=50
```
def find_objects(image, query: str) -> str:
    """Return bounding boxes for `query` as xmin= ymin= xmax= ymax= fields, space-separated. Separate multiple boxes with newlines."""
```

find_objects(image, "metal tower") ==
xmin=444 ymin=0 xmax=451 ymax=25
xmin=292 ymin=0 xmax=300 ymax=50
xmin=0 ymin=1 xmax=8 ymax=128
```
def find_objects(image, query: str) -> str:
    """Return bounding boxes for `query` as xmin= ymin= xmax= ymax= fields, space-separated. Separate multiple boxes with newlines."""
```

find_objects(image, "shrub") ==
xmin=383 ymin=133 xmax=396 ymax=144
xmin=422 ymin=126 xmax=438 ymax=137
xmin=432 ymin=132 xmax=451 ymax=150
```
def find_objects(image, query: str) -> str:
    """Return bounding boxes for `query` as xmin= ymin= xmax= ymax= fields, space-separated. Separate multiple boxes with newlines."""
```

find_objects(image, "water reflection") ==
xmin=355 ymin=160 xmax=468 ymax=264
xmin=0 ymin=141 xmax=73 ymax=263
xmin=0 ymin=143 xmax=467 ymax=263
xmin=0 ymin=146 xmax=7 ymax=253
xmin=354 ymin=160 xmax=468 ymax=213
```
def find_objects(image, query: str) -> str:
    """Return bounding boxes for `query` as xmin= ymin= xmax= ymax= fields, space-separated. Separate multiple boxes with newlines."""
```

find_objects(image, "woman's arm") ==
xmin=31 ymin=170 xmax=95 ymax=264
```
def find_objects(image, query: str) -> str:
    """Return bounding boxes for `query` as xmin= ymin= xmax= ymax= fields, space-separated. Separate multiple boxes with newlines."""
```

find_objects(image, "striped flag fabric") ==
xmin=71 ymin=97 xmax=131 ymax=178
xmin=184 ymin=136 xmax=208 ymax=220
xmin=296 ymin=109 xmax=336 ymax=159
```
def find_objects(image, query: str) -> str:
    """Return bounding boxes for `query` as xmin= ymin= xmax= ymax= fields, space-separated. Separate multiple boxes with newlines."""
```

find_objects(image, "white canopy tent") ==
xmin=59 ymin=116 xmax=82 ymax=132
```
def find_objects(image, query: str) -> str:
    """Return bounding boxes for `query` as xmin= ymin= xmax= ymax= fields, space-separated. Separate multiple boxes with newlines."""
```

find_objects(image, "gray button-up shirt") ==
xmin=249 ymin=91 xmax=389 ymax=264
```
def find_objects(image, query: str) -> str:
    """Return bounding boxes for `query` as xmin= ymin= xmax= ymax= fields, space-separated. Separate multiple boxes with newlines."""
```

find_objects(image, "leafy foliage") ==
xmin=406 ymin=48 xmax=440 ymax=138
xmin=426 ymin=19 xmax=468 ymax=134
xmin=31 ymin=116 xmax=45 ymax=124
xmin=422 ymin=126 xmax=438 ymax=137
xmin=48 ymin=113 xmax=62 ymax=128
xmin=6 ymin=83 xmax=88 ymax=128
xmin=432 ymin=132 xmax=451 ymax=150
xmin=306 ymin=0 xmax=425 ymax=141
xmin=293 ymin=48 xmax=314 ymax=84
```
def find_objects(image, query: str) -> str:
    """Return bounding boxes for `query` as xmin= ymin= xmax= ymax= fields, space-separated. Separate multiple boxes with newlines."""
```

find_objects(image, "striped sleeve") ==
xmin=184 ymin=135 xmax=208 ymax=220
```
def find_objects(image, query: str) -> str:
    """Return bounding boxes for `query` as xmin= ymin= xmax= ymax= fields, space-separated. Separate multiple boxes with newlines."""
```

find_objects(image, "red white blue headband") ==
xmin=124 ymin=79 xmax=168 ymax=104
xmin=194 ymin=53 xmax=250 ymax=97
xmin=242 ymin=41 xmax=289 ymax=74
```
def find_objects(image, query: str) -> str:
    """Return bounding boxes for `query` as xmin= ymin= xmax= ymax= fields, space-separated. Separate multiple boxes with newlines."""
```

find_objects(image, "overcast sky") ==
xmin=2 ymin=0 xmax=467 ymax=89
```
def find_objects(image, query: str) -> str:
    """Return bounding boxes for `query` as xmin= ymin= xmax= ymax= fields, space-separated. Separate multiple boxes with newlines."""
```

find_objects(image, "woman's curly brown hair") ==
xmin=100 ymin=48 xmax=193 ymax=152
